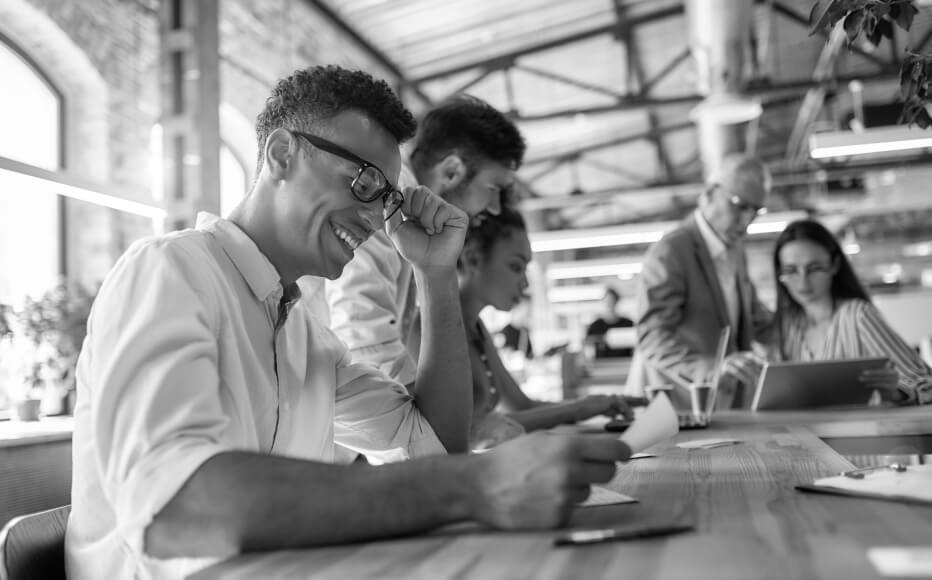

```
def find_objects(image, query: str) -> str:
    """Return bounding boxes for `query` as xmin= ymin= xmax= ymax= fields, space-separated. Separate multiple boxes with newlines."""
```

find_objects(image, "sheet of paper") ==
xmin=868 ymin=547 xmax=932 ymax=577
xmin=812 ymin=464 xmax=932 ymax=503
xmin=581 ymin=485 xmax=638 ymax=507
xmin=619 ymin=392 xmax=678 ymax=454
xmin=677 ymin=438 xmax=742 ymax=450
xmin=630 ymin=452 xmax=657 ymax=459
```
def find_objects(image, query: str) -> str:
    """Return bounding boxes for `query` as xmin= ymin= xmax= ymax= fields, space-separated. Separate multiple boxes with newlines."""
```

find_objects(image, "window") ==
xmin=0 ymin=38 xmax=62 ymax=304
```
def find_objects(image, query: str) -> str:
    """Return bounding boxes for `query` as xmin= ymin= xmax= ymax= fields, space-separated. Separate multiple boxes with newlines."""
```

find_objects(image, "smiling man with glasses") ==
xmin=67 ymin=65 xmax=630 ymax=580
xmin=632 ymin=153 xmax=775 ymax=411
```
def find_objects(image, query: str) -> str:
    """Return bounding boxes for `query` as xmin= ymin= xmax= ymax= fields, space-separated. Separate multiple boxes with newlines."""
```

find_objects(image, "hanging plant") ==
xmin=809 ymin=0 xmax=932 ymax=128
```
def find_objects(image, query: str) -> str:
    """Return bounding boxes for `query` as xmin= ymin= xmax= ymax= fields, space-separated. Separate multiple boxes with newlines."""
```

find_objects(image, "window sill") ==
xmin=0 ymin=416 xmax=73 ymax=448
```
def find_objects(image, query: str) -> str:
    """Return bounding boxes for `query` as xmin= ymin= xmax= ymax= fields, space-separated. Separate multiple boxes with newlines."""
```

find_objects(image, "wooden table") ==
xmin=190 ymin=407 xmax=932 ymax=580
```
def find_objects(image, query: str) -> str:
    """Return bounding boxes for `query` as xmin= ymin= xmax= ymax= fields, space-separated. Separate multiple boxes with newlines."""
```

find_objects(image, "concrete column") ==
xmin=686 ymin=0 xmax=756 ymax=180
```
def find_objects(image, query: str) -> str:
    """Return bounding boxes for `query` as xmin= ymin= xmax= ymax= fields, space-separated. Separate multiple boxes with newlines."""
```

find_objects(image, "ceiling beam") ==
xmin=524 ymin=121 xmax=694 ymax=166
xmin=521 ymin=153 xmax=932 ymax=210
xmin=511 ymin=70 xmax=899 ymax=122
xmin=302 ymin=0 xmax=432 ymax=104
xmin=408 ymin=4 xmax=685 ymax=85
xmin=616 ymin=0 xmax=675 ymax=182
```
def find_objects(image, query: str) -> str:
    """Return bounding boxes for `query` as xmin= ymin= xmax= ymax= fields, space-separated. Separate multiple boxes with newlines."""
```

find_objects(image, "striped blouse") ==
xmin=779 ymin=298 xmax=932 ymax=405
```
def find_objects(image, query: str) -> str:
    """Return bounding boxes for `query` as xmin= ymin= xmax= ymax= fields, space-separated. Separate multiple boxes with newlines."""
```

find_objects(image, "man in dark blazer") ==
xmin=632 ymin=154 xmax=773 ymax=409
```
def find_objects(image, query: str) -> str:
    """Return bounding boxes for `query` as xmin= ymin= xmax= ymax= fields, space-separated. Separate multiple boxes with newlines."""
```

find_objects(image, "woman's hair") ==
xmin=458 ymin=207 xmax=527 ymax=271
xmin=773 ymin=219 xmax=871 ymax=352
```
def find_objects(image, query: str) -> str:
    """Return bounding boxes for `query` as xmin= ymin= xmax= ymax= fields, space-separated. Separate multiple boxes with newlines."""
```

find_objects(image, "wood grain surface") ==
xmin=190 ymin=408 xmax=932 ymax=580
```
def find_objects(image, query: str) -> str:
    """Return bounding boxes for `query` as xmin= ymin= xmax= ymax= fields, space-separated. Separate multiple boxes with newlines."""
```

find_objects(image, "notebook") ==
xmin=797 ymin=464 xmax=932 ymax=506
xmin=750 ymin=357 xmax=888 ymax=411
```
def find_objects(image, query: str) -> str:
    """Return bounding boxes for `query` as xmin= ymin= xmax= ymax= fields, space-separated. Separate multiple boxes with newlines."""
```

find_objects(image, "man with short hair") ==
xmin=632 ymin=153 xmax=774 ymax=408
xmin=65 ymin=65 xmax=629 ymax=580
xmin=320 ymin=94 xmax=526 ymax=388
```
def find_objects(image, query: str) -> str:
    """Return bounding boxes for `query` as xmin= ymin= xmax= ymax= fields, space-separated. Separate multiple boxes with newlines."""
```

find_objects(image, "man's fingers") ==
xmin=567 ymin=461 xmax=618 ymax=485
xmin=574 ymin=436 xmax=632 ymax=462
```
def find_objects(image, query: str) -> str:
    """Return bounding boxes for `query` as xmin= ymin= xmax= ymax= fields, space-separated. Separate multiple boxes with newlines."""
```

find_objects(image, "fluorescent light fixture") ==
xmin=530 ymin=222 xmax=673 ymax=253
xmin=809 ymin=126 xmax=932 ymax=159
xmin=548 ymin=284 xmax=605 ymax=303
xmin=903 ymin=240 xmax=932 ymax=257
xmin=547 ymin=258 xmax=643 ymax=280
xmin=531 ymin=211 xmax=807 ymax=253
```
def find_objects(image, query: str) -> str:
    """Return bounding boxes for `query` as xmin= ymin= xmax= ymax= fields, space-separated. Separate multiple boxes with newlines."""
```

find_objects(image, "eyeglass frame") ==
xmin=777 ymin=262 xmax=834 ymax=282
xmin=711 ymin=184 xmax=767 ymax=217
xmin=290 ymin=130 xmax=405 ymax=220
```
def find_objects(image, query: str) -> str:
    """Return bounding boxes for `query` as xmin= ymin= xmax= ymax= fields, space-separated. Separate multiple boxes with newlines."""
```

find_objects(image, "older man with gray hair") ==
xmin=631 ymin=153 xmax=774 ymax=409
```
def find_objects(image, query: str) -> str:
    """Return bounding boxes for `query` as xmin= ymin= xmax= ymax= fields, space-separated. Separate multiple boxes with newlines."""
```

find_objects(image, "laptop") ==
xmin=750 ymin=357 xmax=889 ymax=411
xmin=606 ymin=327 xmax=730 ymax=432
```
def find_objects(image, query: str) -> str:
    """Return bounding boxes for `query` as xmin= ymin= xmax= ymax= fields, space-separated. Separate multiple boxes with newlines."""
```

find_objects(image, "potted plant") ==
xmin=0 ymin=281 xmax=95 ymax=420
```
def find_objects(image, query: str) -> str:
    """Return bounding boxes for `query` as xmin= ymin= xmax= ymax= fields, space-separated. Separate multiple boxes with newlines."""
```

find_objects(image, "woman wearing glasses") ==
xmin=771 ymin=219 xmax=932 ymax=405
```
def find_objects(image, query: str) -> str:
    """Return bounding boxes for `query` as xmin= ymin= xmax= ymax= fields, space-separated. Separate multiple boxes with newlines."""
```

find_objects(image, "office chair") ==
xmin=0 ymin=504 xmax=70 ymax=580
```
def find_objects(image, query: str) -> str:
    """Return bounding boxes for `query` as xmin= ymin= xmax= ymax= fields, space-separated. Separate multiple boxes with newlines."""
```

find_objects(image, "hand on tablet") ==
xmin=721 ymin=351 xmax=765 ymax=386
xmin=859 ymin=366 xmax=906 ymax=402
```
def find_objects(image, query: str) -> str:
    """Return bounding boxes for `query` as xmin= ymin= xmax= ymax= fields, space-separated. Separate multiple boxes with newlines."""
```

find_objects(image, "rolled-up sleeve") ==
xmin=85 ymin=241 xmax=230 ymax=555
xmin=331 ymin=339 xmax=445 ymax=462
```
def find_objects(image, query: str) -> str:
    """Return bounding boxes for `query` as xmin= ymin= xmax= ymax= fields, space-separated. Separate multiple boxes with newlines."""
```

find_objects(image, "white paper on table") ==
xmin=676 ymin=438 xmax=742 ymax=450
xmin=581 ymin=485 xmax=638 ymax=507
xmin=868 ymin=547 xmax=932 ymax=577
xmin=619 ymin=392 xmax=678 ymax=454
xmin=630 ymin=452 xmax=657 ymax=459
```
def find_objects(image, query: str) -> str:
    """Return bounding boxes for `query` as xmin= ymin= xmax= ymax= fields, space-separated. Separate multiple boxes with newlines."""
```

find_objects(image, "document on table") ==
xmin=581 ymin=486 xmax=638 ymax=507
xmin=619 ymin=392 xmax=678 ymax=454
xmin=868 ymin=547 xmax=932 ymax=577
xmin=797 ymin=464 xmax=932 ymax=505
xmin=677 ymin=438 xmax=742 ymax=450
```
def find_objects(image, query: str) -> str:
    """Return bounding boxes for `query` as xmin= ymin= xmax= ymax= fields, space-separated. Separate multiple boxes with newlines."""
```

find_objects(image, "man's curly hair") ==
xmin=254 ymin=65 xmax=417 ymax=173
xmin=410 ymin=95 xmax=526 ymax=179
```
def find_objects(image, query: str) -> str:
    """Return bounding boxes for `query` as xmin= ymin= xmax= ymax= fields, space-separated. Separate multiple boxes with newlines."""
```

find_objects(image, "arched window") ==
xmin=0 ymin=36 xmax=62 ymax=303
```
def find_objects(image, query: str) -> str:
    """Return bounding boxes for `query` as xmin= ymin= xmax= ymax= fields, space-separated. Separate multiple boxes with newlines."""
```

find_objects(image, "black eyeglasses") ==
xmin=714 ymin=184 xmax=767 ymax=217
xmin=292 ymin=131 xmax=404 ymax=220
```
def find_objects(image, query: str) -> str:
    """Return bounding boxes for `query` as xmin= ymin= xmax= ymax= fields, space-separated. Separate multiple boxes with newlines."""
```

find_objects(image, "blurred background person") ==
xmin=584 ymin=287 xmax=634 ymax=359
xmin=632 ymin=153 xmax=774 ymax=409
xmin=771 ymin=219 xmax=932 ymax=405
xmin=411 ymin=207 xmax=634 ymax=450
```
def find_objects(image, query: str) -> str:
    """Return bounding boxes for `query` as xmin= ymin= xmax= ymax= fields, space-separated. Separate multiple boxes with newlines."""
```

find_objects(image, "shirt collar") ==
xmin=694 ymin=208 xmax=730 ymax=260
xmin=195 ymin=212 xmax=295 ymax=303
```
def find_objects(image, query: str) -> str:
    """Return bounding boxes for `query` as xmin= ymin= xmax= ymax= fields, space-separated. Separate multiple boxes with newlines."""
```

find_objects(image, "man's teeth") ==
xmin=333 ymin=225 xmax=362 ymax=250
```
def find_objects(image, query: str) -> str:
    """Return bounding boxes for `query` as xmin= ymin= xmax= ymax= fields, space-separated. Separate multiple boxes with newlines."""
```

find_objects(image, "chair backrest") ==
xmin=0 ymin=505 xmax=70 ymax=580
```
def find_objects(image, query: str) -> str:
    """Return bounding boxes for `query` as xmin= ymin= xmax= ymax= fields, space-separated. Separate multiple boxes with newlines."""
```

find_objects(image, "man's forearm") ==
xmin=411 ymin=266 xmax=472 ymax=452
xmin=145 ymin=451 xmax=478 ymax=558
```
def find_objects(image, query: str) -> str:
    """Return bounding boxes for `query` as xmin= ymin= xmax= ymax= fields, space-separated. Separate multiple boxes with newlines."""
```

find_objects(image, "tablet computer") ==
xmin=750 ymin=357 xmax=889 ymax=411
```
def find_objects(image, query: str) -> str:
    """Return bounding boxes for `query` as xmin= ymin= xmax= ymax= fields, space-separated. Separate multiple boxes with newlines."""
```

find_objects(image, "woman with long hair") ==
xmin=771 ymin=219 xmax=931 ymax=405
xmin=410 ymin=207 xmax=635 ymax=449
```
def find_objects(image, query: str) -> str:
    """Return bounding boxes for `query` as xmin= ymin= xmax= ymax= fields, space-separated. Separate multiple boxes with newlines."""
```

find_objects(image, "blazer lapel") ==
xmin=684 ymin=217 xmax=730 ymax=330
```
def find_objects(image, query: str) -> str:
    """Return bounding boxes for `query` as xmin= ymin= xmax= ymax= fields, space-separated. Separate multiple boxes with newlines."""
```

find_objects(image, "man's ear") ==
xmin=264 ymin=128 xmax=298 ymax=182
xmin=438 ymin=154 xmax=468 ymax=188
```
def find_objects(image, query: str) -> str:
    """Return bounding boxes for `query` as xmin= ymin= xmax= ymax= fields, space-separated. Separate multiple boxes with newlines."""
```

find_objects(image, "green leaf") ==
xmin=809 ymin=0 xmax=851 ymax=36
xmin=844 ymin=10 xmax=865 ymax=43
xmin=894 ymin=2 xmax=919 ymax=31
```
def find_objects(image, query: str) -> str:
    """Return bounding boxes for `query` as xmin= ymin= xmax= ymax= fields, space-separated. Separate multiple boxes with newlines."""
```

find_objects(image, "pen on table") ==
xmin=554 ymin=523 xmax=694 ymax=547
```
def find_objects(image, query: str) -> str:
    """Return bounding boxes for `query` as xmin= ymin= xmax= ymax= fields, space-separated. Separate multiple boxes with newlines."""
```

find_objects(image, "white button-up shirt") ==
xmin=66 ymin=213 xmax=444 ymax=580
xmin=694 ymin=209 xmax=740 ymax=331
